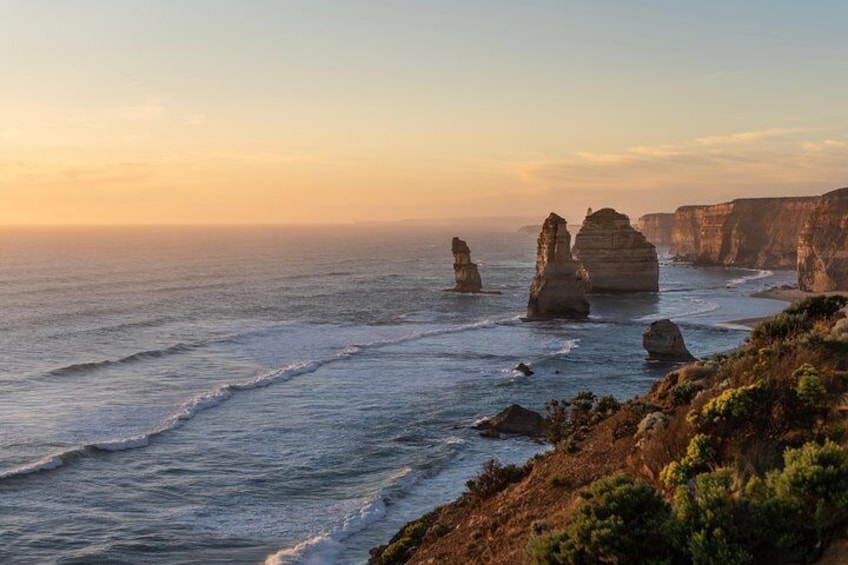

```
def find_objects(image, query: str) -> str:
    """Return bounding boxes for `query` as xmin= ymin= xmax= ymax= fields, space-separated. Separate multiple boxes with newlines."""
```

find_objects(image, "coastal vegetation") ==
xmin=370 ymin=296 xmax=848 ymax=564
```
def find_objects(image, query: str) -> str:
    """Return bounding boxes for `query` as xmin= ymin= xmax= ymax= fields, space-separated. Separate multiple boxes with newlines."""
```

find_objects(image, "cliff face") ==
xmin=636 ymin=213 xmax=674 ymax=249
xmin=671 ymin=206 xmax=705 ymax=262
xmin=671 ymin=197 xmax=818 ymax=268
xmin=797 ymin=187 xmax=848 ymax=291
xmin=573 ymin=208 xmax=659 ymax=293
xmin=526 ymin=213 xmax=589 ymax=319
xmin=450 ymin=237 xmax=483 ymax=293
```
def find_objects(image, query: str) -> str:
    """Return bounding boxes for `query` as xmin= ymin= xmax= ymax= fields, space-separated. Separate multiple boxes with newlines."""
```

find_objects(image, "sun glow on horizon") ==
xmin=2 ymin=1 xmax=848 ymax=225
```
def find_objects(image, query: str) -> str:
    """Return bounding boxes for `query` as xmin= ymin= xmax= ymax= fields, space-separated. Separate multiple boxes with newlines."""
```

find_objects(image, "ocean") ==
xmin=0 ymin=225 xmax=794 ymax=564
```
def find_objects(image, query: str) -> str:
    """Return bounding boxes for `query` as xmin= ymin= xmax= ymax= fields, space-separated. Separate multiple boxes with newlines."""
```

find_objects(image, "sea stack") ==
xmin=643 ymin=319 xmax=695 ymax=362
xmin=450 ymin=237 xmax=483 ymax=293
xmin=526 ymin=213 xmax=589 ymax=320
xmin=797 ymin=187 xmax=848 ymax=291
xmin=573 ymin=208 xmax=659 ymax=293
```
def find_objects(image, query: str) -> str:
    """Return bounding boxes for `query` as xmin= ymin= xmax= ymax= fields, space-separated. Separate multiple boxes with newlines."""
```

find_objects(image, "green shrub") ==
xmin=675 ymin=469 xmax=752 ymax=565
xmin=661 ymin=434 xmax=717 ymax=487
xmin=464 ymin=458 xmax=527 ymax=500
xmin=688 ymin=382 xmax=767 ymax=431
xmin=793 ymin=363 xmax=826 ymax=409
xmin=672 ymin=382 xmax=704 ymax=406
xmin=784 ymin=295 xmax=848 ymax=320
xmin=527 ymin=475 xmax=684 ymax=565
xmin=544 ymin=390 xmax=599 ymax=445
xmin=595 ymin=394 xmax=621 ymax=416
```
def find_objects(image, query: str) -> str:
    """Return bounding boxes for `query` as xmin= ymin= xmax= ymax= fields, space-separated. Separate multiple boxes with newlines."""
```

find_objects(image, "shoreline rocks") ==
xmin=473 ymin=404 xmax=545 ymax=438
xmin=643 ymin=319 xmax=695 ymax=362
xmin=573 ymin=208 xmax=659 ymax=293
xmin=526 ymin=213 xmax=590 ymax=320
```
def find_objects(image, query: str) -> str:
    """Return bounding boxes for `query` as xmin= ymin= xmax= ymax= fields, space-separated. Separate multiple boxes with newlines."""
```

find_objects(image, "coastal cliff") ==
xmin=526 ymin=213 xmax=589 ymax=319
xmin=573 ymin=208 xmax=659 ymax=293
xmin=798 ymin=187 xmax=848 ymax=291
xmin=636 ymin=213 xmax=674 ymax=249
xmin=671 ymin=197 xmax=818 ymax=268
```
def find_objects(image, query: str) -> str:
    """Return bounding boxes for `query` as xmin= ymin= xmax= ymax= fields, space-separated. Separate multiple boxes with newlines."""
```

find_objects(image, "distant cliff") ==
xmin=797 ymin=187 xmax=848 ymax=291
xmin=671 ymin=197 xmax=818 ymax=269
xmin=636 ymin=213 xmax=674 ymax=249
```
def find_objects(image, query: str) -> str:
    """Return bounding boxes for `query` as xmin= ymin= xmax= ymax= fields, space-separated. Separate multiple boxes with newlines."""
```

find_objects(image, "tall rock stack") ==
xmin=450 ymin=237 xmax=483 ymax=293
xmin=797 ymin=187 xmax=848 ymax=291
xmin=526 ymin=213 xmax=589 ymax=319
xmin=573 ymin=208 xmax=659 ymax=293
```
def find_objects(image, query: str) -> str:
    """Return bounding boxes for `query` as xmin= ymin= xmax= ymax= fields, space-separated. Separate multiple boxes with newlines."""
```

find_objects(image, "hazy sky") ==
xmin=2 ymin=0 xmax=847 ymax=225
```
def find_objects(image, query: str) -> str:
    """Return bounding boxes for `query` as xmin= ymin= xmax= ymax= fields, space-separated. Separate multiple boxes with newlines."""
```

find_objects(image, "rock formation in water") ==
xmin=636 ymin=213 xmax=675 ymax=249
xmin=573 ymin=208 xmax=659 ymax=293
xmin=526 ymin=213 xmax=589 ymax=319
xmin=643 ymin=319 xmax=695 ymax=362
xmin=450 ymin=237 xmax=483 ymax=293
xmin=473 ymin=404 xmax=545 ymax=438
xmin=797 ymin=187 xmax=848 ymax=291
xmin=670 ymin=197 xmax=818 ymax=268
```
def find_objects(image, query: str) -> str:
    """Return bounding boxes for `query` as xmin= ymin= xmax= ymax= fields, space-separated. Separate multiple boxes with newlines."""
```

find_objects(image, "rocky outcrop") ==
xmin=671 ymin=197 xmax=818 ymax=268
xmin=573 ymin=208 xmax=659 ymax=293
xmin=636 ymin=213 xmax=674 ymax=249
xmin=526 ymin=213 xmax=589 ymax=319
xmin=450 ymin=237 xmax=483 ymax=293
xmin=473 ymin=404 xmax=545 ymax=438
xmin=643 ymin=319 xmax=695 ymax=362
xmin=797 ymin=187 xmax=848 ymax=291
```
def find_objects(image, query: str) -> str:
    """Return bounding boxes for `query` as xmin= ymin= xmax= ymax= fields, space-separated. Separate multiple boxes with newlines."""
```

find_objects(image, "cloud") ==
xmin=694 ymin=127 xmax=811 ymax=146
xmin=497 ymin=127 xmax=848 ymax=202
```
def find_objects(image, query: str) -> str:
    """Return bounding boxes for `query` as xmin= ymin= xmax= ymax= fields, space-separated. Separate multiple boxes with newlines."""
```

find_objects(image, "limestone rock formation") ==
xmin=473 ymin=404 xmax=545 ymax=438
xmin=670 ymin=197 xmax=818 ymax=268
xmin=573 ymin=208 xmax=659 ymax=293
xmin=797 ymin=187 xmax=848 ymax=291
xmin=450 ymin=237 xmax=483 ymax=293
xmin=636 ymin=213 xmax=675 ymax=249
xmin=643 ymin=319 xmax=695 ymax=362
xmin=526 ymin=213 xmax=589 ymax=319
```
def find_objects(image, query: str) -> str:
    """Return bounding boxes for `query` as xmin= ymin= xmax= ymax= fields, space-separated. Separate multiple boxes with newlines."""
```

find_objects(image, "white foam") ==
xmin=0 ymin=454 xmax=65 ymax=479
xmin=556 ymin=338 xmax=580 ymax=355
xmin=635 ymin=298 xmax=720 ymax=322
xmin=726 ymin=269 xmax=774 ymax=288
xmin=264 ymin=498 xmax=387 ymax=565
xmin=93 ymin=436 xmax=151 ymax=451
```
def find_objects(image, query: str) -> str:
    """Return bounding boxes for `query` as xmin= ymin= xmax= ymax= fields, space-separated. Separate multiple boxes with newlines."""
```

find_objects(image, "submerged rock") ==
xmin=797 ymin=187 xmax=848 ymax=291
xmin=573 ymin=208 xmax=659 ymax=293
xmin=514 ymin=363 xmax=534 ymax=376
xmin=450 ymin=237 xmax=483 ymax=293
xmin=643 ymin=319 xmax=695 ymax=362
xmin=526 ymin=213 xmax=589 ymax=320
xmin=474 ymin=404 xmax=545 ymax=438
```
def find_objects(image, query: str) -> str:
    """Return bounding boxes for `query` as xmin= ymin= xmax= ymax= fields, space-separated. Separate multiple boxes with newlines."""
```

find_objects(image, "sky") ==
xmin=1 ymin=0 xmax=847 ymax=225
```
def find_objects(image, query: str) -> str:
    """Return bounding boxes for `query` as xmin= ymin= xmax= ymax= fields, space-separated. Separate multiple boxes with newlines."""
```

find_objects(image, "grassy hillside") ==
xmin=370 ymin=296 xmax=848 ymax=565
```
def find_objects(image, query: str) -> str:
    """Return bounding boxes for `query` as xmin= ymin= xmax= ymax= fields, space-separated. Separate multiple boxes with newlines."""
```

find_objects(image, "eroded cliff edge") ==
xmin=670 ymin=197 xmax=818 ymax=268
xmin=798 ymin=187 xmax=848 ymax=291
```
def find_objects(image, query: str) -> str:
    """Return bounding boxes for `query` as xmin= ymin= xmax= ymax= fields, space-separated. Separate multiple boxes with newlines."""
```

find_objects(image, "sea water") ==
xmin=0 ymin=225 xmax=793 ymax=564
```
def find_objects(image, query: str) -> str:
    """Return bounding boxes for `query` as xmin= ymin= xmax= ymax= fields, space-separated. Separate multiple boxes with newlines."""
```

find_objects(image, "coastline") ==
xmin=729 ymin=285 xmax=848 ymax=328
